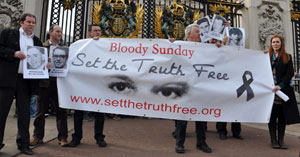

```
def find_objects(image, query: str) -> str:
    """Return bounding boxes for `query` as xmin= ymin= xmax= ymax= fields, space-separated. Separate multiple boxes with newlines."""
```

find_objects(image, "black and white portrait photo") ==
xmin=52 ymin=46 xmax=68 ymax=69
xmin=226 ymin=27 xmax=245 ymax=48
xmin=26 ymin=46 xmax=46 ymax=70
xmin=195 ymin=16 xmax=211 ymax=42
xmin=49 ymin=46 xmax=69 ymax=77
xmin=23 ymin=46 xmax=49 ymax=79
xmin=208 ymin=14 xmax=226 ymax=40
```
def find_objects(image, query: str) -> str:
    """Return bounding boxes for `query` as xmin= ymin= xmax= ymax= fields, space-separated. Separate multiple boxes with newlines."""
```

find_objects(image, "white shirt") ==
xmin=18 ymin=27 xmax=34 ymax=74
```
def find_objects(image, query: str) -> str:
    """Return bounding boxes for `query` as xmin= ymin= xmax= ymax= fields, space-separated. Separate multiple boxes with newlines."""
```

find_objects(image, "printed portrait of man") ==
xmin=228 ymin=27 xmax=244 ymax=47
xmin=52 ymin=47 xmax=68 ymax=69
xmin=211 ymin=15 xmax=226 ymax=34
xmin=27 ymin=46 xmax=45 ymax=70
xmin=196 ymin=17 xmax=210 ymax=36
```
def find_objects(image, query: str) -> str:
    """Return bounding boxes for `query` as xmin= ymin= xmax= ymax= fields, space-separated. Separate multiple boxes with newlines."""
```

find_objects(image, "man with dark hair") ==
xmin=228 ymin=28 xmax=243 ymax=47
xmin=211 ymin=15 xmax=225 ymax=34
xmin=0 ymin=13 xmax=42 ymax=155
xmin=69 ymin=24 xmax=107 ymax=148
xmin=53 ymin=47 xmax=68 ymax=69
xmin=196 ymin=17 xmax=210 ymax=36
xmin=88 ymin=24 xmax=100 ymax=32
xmin=30 ymin=24 xmax=69 ymax=147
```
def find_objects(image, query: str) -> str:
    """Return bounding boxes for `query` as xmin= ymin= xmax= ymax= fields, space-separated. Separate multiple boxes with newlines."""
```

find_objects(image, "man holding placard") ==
xmin=30 ymin=24 xmax=69 ymax=147
xmin=0 ymin=13 xmax=42 ymax=155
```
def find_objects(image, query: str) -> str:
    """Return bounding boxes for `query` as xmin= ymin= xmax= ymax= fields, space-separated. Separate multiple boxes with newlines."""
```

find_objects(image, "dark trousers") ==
xmin=268 ymin=103 xmax=286 ymax=142
xmin=33 ymin=81 xmax=68 ymax=140
xmin=176 ymin=120 xmax=207 ymax=147
xmin=72 ymin=110 xmax=105 ymax=141
xmin=216 ymin=122 xmax=241 ymax=137
xmin=0 ymin=76 xmax=31 ymax=148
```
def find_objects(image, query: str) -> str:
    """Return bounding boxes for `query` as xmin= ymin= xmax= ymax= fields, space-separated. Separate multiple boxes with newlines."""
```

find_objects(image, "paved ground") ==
xmin=1 ymin=117 xmax=298 ymax=157
xmin=0 ymin=105 xmax=299 ymax=157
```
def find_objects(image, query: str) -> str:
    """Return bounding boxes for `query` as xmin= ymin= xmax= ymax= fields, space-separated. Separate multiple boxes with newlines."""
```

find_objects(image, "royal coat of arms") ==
xmin=155 ymin=0 xmax=200 ymax=40
xmin=93 ymin=0 xmax=144 ymax=38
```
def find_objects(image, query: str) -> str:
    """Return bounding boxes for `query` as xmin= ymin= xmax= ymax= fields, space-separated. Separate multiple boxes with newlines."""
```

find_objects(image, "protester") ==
xmin=69 ymin=24 xmax=107 ymax=148
xmin=175 ymin=24 xmax=212 ymax=154
xmin=268 ymin=34 xmax=300 ymax=149
xmin=215 ymin=35 xmax=243 ymax=140
xmin=0 ymin=13 xmax=43 ymax=155
xmin=30 ymin=24 xmax=69 ymax=147
xmin=216 ymin=122 xmax=243 ymax=140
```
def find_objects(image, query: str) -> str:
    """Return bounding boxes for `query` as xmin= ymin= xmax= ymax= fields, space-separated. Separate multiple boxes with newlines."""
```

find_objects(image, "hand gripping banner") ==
xmin=57 ymin=38 xmax=275 ymax=123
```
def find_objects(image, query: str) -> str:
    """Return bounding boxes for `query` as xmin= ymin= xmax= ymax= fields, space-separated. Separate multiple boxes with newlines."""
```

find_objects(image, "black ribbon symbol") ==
xmin=236 ymin=71 xmax=254 ymax=101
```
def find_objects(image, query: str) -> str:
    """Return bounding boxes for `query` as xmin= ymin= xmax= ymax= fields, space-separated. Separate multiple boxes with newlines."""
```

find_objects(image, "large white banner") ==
xmin=57 ymin=38 xmax=275 ymax=123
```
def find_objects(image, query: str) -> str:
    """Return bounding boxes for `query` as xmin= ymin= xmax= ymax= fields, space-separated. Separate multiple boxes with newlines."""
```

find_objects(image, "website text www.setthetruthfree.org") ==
xmin=70 ymin=96 xmax=221 ymax=118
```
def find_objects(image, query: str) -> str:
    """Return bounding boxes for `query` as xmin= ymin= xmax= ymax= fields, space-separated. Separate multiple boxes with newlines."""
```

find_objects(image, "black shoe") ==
xmin=197 ymin=143 xmax=212 ymax=153
xmin=175 ymin=145 xmax=184 ymax=154
xmin=233 ymin=135 xmax=244 ymax=140
xmin=69 ymin=139 xmax=80 ymax=147
xmin=278 ymin=141 xmax=288 ymax=149
xmin=18 ymin=146 xmax=33 ymax=155
xmin=0 ymin=143 xmax=4 ymax=150
xmin=219 ymin=134 xmax=227 ymax=140
xmin=97 ymin=140 xmax=107 ymax=147
xmin=271 ymin=141 xmax=280 ymax=149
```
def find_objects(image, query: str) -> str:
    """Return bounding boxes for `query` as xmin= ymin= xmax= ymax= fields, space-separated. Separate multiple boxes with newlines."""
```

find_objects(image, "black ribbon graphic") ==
xmin=236 ymin=71 xmax=254 ymax=101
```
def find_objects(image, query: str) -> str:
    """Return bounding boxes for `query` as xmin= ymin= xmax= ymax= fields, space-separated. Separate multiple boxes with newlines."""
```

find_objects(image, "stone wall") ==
xmin=243 ymin=0 xmax=293 ymax=54
xmin=0 ymin=0 xmax=24 ymax=30
xmin=0 ymin=0 xmax=46 ymax=38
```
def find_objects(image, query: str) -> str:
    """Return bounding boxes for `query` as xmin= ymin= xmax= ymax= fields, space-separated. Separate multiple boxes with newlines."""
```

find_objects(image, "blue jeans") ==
xmin=30 ymin=96 xmax=37 ymax=118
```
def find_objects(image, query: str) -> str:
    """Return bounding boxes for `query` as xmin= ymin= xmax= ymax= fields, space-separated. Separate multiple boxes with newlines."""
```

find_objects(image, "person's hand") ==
xmin=264 ymin=49 xmax=269 ymax=54
xmin=169 ymin=38 xmax=175 ymax=43
xmin=14 ymin=51 xmax=26 ymax=59
xmin=93 ymin=36 xmax=100 ymax=40
xmin=294 ymin=72 xmax=298 ymax=77
xmin=222 ymin=36 xmax=228 ymax=45
xmin=46 ymin=63 xmax=51 ymax=70
xmin=272 ymin=85 xmax=281 ymax=92
xmin=215 ymin=42 xmax=222 ymax=48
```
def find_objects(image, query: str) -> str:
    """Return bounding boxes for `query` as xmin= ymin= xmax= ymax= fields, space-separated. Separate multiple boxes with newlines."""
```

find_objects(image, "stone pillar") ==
xmin=243 ymin=0 xmax=293 ymax=55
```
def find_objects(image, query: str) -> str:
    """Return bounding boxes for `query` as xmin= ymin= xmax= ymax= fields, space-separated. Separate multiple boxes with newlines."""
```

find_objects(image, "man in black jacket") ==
xmin=30 ymin=24 xmax=69 ymax=147
xmin=0 ymin=13 xmax=42 ymax=155
xmin=69 ymin=24 xmax=107 ymax=148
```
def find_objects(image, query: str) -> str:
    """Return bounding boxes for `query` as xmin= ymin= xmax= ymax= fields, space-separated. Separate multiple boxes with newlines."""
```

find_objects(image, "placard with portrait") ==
xmin=225 ymin=27 xmax=245 ymax=48
xmin=195 ymin=16 xmax=211 ymax=43
xmin=49 ymin=46 xmax=69 ymax=77
xmin=23 ymin=46 xmax=49 ymax=79
xmin=207 ymin=14 xmax=226 ymax=41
